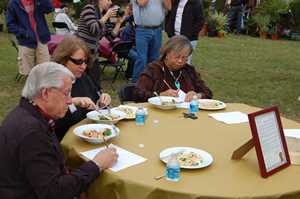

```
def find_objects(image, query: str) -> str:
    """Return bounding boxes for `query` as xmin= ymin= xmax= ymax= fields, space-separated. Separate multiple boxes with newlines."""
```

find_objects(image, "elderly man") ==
xmin=0 ymin=62 xmax=118 ymax=198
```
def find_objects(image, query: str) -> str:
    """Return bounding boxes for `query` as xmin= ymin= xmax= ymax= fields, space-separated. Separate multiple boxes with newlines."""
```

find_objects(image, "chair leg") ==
xmin=101 ymin=71 xmax=115 ymax=91
xmin=112 ymin=67 xmax=128 ymax=84
xmin=15 ymin=73 xmax=23 ymax=83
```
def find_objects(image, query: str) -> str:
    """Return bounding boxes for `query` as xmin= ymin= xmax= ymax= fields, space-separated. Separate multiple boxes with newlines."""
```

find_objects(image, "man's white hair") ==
xmin=22 ymin=62 xmax=75 ymax=100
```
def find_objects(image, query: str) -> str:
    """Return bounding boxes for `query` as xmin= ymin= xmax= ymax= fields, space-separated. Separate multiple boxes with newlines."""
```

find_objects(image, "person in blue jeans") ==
xmin=132 ymin=0 xmax=171 ymax=83
xmin=225 ymin=0 xmax=244 ymax=35
xmin=119 ymin=15 xmax=137 ymax=80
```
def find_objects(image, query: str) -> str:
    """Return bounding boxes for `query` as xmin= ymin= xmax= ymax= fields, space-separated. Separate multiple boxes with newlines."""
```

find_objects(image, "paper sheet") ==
xmin=176 ymin=90 xmax=190 ymax=109
xmin=284 ymin=129 xmax=300 ymax=139
xmin=208 ymin=111 xmax=249 ymax=124
xmin=80 ymin=143 xmax=147 ymax=172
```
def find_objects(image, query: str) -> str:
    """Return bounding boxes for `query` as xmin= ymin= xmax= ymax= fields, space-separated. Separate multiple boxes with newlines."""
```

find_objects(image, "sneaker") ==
xmin=235 ymin=32 xmax=240 ymax=35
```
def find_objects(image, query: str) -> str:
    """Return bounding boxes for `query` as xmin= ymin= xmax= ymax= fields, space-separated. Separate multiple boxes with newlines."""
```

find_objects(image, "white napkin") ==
xmin=208 ymin=111 xmax=249 ymax=124
xmin=176 ymin=90 xmax=190 ymax=109
xmin=284 ymin=129 xmax=300 ymax=139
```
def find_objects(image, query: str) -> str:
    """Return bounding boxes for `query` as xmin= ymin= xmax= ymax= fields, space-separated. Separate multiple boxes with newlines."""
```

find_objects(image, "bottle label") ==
xmin=190 ymin=104 xmax=199 ymax=113
xmin=166 ymin=167 xmax=180 ymax=179
xmin=135 ymin=114 xmax=145 ymax=123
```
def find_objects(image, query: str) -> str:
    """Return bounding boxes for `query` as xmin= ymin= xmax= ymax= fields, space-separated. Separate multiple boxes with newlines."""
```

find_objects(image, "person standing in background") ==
xmin=225 ymin=0 xmax=245 ymax=35
xmin=131 ymin=0 xmax=172 ymax=83
xmin=165 ymin=0 xmax=205 ymax=65
xmin=5 ymin=0 xmax=54 ymax=77
xmin=77 ymin=0 xmax=125 ymax=92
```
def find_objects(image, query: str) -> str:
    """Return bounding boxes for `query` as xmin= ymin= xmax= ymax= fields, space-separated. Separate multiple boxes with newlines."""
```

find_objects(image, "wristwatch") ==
xmin=94 ymin=162 xmax=101 ymax=173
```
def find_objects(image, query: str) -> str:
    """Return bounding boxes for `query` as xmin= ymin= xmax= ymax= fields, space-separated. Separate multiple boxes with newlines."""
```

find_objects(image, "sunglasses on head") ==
xmin=69 ymin=57 xmax=89 ymax=65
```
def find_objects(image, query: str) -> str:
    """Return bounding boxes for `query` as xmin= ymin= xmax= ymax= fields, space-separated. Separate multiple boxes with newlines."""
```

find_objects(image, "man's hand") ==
xmin=92 ymin=147 xmax=119 ymax=170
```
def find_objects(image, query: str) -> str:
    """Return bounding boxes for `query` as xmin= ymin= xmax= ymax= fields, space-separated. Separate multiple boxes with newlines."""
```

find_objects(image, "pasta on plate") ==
xmin=199 ymin=100 xmax=223 ymax=109
xmin=115 ymin=107 xmax=135 ymax=117
xmin=164 ymin=152 xmax=203 ymax=166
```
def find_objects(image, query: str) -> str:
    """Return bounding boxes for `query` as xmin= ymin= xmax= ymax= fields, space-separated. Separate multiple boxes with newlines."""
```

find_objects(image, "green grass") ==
xmin=1 ymin=14 xmax=300 ymax=125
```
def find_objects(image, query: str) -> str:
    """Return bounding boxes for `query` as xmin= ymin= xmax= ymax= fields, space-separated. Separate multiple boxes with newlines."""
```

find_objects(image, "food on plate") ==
xmin=162 ymin=99 xmax=177 ymax=105
xmin=198 ymin=100 xmax=223 ymax=109
xmin=164 ymin=152 xmax=203 ymax=166
xmin=115 ymin=107 xmax=135 ymax=117
xmin=98 ymin=115 xmax=120 ymax=120
xmin=82 ymin=128 xmax=112 ymax=138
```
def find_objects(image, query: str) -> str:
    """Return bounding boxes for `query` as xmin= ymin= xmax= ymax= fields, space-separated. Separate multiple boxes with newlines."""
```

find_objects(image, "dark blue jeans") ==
xmin=226 ymin=5 xmax=243 ymax=34
xmin=132 ymin=26 xmax=162 ymax=83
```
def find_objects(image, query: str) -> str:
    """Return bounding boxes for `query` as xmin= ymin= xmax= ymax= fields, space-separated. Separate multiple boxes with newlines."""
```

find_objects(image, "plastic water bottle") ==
xmin=135 ymin=104 xmax=145 ymax=125
xmin=190 ymin=95 xmax=199 ymax=115
xmin=166 ymin=153 xmax=180 ymax=182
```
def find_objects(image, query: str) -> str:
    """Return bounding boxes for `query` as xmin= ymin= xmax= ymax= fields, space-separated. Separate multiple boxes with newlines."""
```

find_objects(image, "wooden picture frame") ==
xmin=248 ymin=106 xmax=291 ymax=178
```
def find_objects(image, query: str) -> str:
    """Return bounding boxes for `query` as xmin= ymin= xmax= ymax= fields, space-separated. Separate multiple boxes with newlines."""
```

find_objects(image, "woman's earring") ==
xmin=165 ymin=56 xmax=168 ymax=60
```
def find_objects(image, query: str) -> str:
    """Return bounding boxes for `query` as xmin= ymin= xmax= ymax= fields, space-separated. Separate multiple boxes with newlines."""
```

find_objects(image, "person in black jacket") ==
xmin=0 ymin=62 xmax=118 ymax=198
xmin=165 ymin=0 xmax=205 ymax=64
xmin=52 ymin=37 xmax=111 ymax=141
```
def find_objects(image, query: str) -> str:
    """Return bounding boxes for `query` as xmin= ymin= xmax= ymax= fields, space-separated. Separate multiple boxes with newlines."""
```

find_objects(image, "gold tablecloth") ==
xmin=61 ymin=103 xmax=300 ymax=199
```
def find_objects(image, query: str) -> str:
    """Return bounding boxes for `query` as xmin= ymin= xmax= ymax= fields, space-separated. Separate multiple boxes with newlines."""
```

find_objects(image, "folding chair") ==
xmin=52 ymin=22 xmax=70 ymax=35
xmin=8 ymin=36 xmax=23 ymax=83
xmin=99 ymin=41 xmax=132 ymax=91
xmin=118 ymin=83 xmax=136 ymax=105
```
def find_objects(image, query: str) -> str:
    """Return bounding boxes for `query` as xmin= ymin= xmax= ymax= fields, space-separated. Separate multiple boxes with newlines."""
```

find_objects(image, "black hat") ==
xmin=60 ymin=3 xmax=69 ymax=9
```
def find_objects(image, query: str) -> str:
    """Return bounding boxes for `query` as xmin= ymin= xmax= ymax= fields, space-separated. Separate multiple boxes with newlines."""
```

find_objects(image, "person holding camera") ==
xmin=77 ymin=0 xmax=125 ymax=92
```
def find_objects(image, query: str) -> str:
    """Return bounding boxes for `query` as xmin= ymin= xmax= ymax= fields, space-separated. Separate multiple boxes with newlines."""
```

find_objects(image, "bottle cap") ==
xmin=138 ymin=104 xmax=143 ymax=108
xmin=193 ymin=95 xmax=197 ymax=100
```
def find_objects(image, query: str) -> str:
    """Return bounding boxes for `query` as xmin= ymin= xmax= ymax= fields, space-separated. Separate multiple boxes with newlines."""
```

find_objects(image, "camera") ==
xmin=111 ymin=5 xmax=124 ymax=17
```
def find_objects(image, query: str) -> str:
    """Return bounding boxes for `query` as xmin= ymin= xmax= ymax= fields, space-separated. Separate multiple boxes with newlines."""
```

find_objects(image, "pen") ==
xmin=163 ymin=80 xmax=172 ymax=90
xmin=102 ymin=137 xmax=108 ymax=148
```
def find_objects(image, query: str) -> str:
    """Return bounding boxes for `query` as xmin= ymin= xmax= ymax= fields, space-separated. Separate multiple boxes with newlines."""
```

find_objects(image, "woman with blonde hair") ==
xmin=77 ymin=0 xmax=125 ymax=91
xmin=52 ymin=36 xmax=111 ymax=141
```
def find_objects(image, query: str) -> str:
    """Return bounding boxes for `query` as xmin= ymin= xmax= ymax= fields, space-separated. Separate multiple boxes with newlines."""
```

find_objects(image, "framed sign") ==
xmin=248 ymin=106 xmax=291 ymax=178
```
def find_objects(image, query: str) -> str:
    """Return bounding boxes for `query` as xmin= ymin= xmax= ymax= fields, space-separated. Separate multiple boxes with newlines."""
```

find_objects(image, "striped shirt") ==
xmin=77 ymin=4 xmax=117 ymax=60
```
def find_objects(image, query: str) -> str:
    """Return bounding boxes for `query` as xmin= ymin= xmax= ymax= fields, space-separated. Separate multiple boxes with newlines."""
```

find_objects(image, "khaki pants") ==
xmin=18 ymin=42 xmax=50 ymax=75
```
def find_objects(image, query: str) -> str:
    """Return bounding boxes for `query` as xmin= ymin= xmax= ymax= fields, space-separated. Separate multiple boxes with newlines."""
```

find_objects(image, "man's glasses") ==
xmin=52 ymin=88 xmax=72 ymax=98
xmin=69 ymin=57 xmax=89 ymax=65
xmin=172 ymin=53 xmax=189 ymax=62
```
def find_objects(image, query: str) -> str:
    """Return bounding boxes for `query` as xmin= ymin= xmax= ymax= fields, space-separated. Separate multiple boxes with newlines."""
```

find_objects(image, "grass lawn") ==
xmin=0 ymin=13 xmax=300 ymax=125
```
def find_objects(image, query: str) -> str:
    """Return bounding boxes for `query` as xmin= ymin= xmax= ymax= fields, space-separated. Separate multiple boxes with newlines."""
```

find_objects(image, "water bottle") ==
xmin=190 ymin=95 xmax=199 ymax=115
xmin=135 ymin=104 xmax=145 ymax=125
xmin=166 ymin=153 xmax=180 ymax=182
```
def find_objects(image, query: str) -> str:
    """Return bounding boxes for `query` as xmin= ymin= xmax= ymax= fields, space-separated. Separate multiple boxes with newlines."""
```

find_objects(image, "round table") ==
xmin=61 ymin=103 xmax=300 ymax=199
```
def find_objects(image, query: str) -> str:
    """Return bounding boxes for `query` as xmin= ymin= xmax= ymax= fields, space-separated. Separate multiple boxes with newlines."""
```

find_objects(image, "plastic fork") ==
xmin=159 ymin=149 xmax=185 ymax=160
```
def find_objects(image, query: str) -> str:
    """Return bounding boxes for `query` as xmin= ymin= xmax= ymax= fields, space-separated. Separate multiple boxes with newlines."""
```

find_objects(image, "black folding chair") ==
xmin=8 ymin=36 xmax=23 ymax=83
xmin=99 ymin=41 xmax=133 ymax=91
xmin=118 ymin=83 xmax=136 ymax=105
xmin=52 ymin=22 xmax=70 ymax=35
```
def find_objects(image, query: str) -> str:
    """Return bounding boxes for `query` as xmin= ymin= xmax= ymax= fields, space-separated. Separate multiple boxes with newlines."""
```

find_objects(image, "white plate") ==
xmin=198 ymin=99 xmax=226 ymax=110
xmin=148 ymin=96 xmax=183 ymax=110
xmin=73 ymin=124 xmax=119 ymax=144
xmin=159 ymin=147 xmax=213 ymax=169
xmin=86 ymin=110 xmax=126 ymax=124
xmin=111 ymin=105 xmax=148 ymax=119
